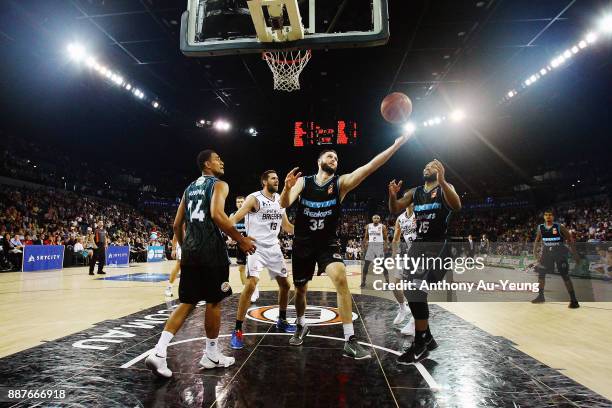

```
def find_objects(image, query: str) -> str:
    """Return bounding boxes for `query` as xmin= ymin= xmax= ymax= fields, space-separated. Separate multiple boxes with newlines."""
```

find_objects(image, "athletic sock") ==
xmin=297 ymin=315 xmax=306 ymax=326
xmin=279 ymin=309 xmax=287 ymax=320
xmin=206 ymin=338 xmax=219 ymax=361
xmin=154 ymin=331 xmax=174 ymax=357
xmin=235 ymin=320 xmax=243 ymax=331
xmin=343 ymin=323 xmax=354 ymax=341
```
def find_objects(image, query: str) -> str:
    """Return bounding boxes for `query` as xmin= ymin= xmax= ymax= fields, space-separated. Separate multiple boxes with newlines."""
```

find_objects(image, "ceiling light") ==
xmin=599 ymin=14 xmax=612 ymax=33
xmin=403 ymin=122 xmax=416 ymax=134
xmin=586 ymin=32 xmax=598 ymax=43
xmin=450 ymin=110 xmax=466 ymax=122
xmin=67 ymin=43 xmax=86 ymax=61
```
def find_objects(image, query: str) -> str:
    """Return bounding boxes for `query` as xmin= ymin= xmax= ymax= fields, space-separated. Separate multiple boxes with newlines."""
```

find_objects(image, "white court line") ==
xmin=121 ymin=332 xmax=441 ymax=390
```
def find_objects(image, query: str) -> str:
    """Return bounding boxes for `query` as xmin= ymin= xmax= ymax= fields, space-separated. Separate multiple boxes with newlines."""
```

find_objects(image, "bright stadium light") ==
xmin=85 ymin=57 xmax=96 ymax=68
xmin=507 ymin=90 xmax=515 ymax=98
xmin=578 ymin=40 xmax=587 ymax=48
xmin=199 ymin=119 xmax=205 ymax=124
xmin=586 ymin=32 xmax=598 ymax=43
xmin=125 ymin=83 xmax=132 ymax=91
xmin=152 ymin=101 xmax=159 ymax=108
xmin=571 ymin=45 xmax=579 ymax=54
xmin=450 ymin=110 xmax=466 ymax=122
xmin=214 ymin=120 xmax=231 ymax=131
xmin=67 ymin=43 xmax=86 ymax=61
xmin=403 ymin=122 xmax=416 ymax=134
xmin=563 ymin=49 xmax=572 ymax=58
xmin=599 ymin=14 xmax=612 ymax=33
xmin=433 ymin=117 xmax=442 ymax=125
xmin=540 ymin=68 xmax=548 ymax=76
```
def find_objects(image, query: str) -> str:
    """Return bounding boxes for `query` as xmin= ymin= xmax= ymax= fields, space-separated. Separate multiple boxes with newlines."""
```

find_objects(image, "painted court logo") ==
xmin=246 ymin=305 xmax=357 ymax=326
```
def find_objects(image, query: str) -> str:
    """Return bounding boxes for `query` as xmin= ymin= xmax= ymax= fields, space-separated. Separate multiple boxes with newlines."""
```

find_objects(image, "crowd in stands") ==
xmin=0 ymin=185 xmax=172 ymax=271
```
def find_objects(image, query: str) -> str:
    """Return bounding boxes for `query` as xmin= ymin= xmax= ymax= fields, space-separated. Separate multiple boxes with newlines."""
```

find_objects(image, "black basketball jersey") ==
xmin=294 ymin=175 xmax=342 ymax=242
xmin=181 ymin=175 xmax=230 ymax=266
xmin=539 ymin=223 xmax=567 ymax=258
xmin=412 ymin=185 xmax=452 ymax=242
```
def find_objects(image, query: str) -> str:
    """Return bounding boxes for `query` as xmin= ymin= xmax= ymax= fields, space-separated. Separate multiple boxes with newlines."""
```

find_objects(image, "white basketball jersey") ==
xmin=245 ymin=191 xmax=285 ymax=247
xmin=367 ymin=223 xmax=384 ymax=242
xmin=397 ymin=212 xmax=417 ymax=243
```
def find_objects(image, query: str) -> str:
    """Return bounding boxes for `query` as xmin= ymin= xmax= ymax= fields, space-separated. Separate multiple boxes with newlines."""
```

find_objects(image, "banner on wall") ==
xmin=147 ymin=245 xmax=165 ymax=262
xmin=22 ymin=245 xmax=64 ymax=272
xmin=106 ymin=246 xmax=130 ymax=268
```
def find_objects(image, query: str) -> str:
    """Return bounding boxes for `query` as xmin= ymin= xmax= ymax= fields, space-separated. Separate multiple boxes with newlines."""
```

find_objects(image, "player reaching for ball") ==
xmin=279 ymin=131 xmax=412 ymax=360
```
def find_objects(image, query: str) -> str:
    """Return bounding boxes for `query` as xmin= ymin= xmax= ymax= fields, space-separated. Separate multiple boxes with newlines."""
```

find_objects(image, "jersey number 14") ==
xmin=188 ymin=199 xmax=206 ymax=222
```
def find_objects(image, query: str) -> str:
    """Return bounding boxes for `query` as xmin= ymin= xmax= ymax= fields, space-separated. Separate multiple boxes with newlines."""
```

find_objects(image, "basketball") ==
xmin=380 ymin=92 xmax=413 ymax=123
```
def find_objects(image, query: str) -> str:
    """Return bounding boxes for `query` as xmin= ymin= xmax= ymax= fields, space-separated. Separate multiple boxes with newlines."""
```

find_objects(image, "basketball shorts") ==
xmin=403 ymin=242 xmax=449 ymax=296
xmin=292 ymin=239 xmax=344 ymax=287
xmin=247 ymin=244 xmax=288 ymax=280
xmin=364 ymin=242 xmax=385 ymax=261
xmin=538 ymin=257 xmax=569 ymax=277
xmin=179 ymin=264 xmax=232 ymax=304
xmin=392 ymin=242 xmax=411 ymax=280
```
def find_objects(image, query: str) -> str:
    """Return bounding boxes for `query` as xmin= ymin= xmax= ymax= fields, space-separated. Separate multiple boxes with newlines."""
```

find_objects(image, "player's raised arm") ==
xmin=279 ymin=167 xmax=304 ymax=208
xmin=430 ymin=159 xmax=461 ymax=211
xmin=389 ymin=180 xmax=415 ymax=215
xmin=229 ymin=195 xmax=257 ymax=224
xmin=338 ymin=133 xmax=410 ymax=200
xmin=211 ymin=181 xmax=256 ymax=254
xmin=173 ymin=195 xmax=187 ymax=246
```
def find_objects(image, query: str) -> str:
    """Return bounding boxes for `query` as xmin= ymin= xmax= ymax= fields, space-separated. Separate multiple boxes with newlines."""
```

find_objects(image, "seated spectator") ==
xmin=23 ymin=234 xmax=33 ymax=246
xmin=72 ymin=237 xmax=88 ymax=264
xmin=10 ymin=234 xmax=23 ymax=252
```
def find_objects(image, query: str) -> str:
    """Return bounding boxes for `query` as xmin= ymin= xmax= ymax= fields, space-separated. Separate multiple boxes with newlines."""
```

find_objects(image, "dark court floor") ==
xmin=0 ymin=291 xmax=609 ymax=407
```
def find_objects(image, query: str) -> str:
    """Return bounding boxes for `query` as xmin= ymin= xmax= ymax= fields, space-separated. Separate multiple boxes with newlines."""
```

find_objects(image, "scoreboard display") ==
xmin=293 ymin=120 xmax=359 ymax=147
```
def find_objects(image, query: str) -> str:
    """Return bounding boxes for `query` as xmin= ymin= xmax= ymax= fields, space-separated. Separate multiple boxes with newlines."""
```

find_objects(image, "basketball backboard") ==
xmin=180 ymin=0 xmax=389 ymax=57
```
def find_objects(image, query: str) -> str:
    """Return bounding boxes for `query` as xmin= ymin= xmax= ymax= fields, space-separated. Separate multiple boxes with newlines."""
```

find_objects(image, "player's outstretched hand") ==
xmin=394 ymin=131 xmax=412 ymax=146
xmin=431 ymin=159 xmax=446 ymax=183
xmin=388 ymin=179 xmax=403 ymax=197
xmin=284 ymin=167 xmax=302 ymax=189
xmin=239 ymin=236 xmax=257 ymax=255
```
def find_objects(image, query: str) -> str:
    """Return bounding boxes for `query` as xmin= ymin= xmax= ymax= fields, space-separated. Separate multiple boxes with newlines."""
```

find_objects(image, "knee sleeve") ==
xmin=407 ymin=301 xmax=429 ymax=320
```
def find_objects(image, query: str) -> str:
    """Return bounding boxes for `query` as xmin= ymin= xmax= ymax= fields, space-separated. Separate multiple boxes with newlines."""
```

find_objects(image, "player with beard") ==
xmin=280 ymin=132 xmax=410 ymax=359
xmin=145 ymin=150 xmax=256 ymax=377
xmin=389 ymin=159 xmax=461 ymax=364
xmin=229 ymin=170 xmax=296 ymax=349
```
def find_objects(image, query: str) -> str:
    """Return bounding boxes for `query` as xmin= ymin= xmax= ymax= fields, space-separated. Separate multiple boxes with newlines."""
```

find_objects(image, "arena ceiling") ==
xmin=0 ymin=0 xmax=610 ymax=198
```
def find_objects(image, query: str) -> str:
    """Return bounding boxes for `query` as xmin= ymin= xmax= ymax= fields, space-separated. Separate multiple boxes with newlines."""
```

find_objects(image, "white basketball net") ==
xmin=262 ymin=49 xmax=311 ymax=92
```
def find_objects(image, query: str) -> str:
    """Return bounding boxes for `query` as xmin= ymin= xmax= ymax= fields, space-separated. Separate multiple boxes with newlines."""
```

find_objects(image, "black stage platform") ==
xmin=1 ymin=292 xmax=609 ymax=407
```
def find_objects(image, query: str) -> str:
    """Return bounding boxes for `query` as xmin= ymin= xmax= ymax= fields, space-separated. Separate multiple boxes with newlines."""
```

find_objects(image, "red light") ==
xmin=337 ymin=121 xmax=348 ymax=145
xmin=294 ymin=121 xmax=306 ymax=147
